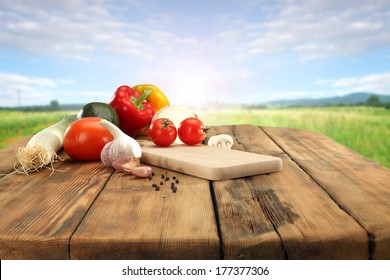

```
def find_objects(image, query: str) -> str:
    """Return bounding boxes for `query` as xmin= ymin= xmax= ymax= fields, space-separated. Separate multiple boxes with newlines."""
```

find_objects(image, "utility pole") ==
xmin=17 ymin=88 xmax=21 ymax=107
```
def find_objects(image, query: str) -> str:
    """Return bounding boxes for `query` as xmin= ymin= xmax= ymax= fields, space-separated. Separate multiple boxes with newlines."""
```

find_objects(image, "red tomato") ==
xmin=149 ymin=118 xmax=177 ymax=147
xmin=63 ymin=117 xmax=113 ymax=160
xmin=178 ymin=117 xmax=207 ymax=145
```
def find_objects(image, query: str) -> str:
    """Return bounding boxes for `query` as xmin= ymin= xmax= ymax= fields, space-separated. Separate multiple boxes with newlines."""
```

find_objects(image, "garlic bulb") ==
xmin=99 ymin=119 xmax=142 ymax=166
xmin=207 ymin=134 xmax=234 ymax=149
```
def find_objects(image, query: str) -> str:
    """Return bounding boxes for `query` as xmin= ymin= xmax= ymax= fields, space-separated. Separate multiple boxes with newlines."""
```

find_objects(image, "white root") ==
xmin=14 ymin=144 xmax=60 ymax=174
xmin=14 ymin=115 xmax=77 ymax=175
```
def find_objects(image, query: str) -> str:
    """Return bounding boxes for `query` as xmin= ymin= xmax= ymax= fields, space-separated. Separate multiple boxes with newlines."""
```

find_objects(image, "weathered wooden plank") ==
xmin=1 ymin=125 xmax=387 ymax=260
xmin=212 ymin=177 xmax=286 ymax=259
xmin=0 ymin=136 xmax=31 ymax=176
xmin=263 ymin=126 xmax=390 ymax=259
xmin=211 ymin=125 xmax=368 ymax=259
xmin=0 ymin=152 xmax=112 ymax=259
xmin=70 ymin=166 xmax=220 ymax=260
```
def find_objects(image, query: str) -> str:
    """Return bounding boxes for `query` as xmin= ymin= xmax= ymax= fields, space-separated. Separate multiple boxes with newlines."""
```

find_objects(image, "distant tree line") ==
xmin=363 ymin=95 xmax=389 ymax=108
xmin=0 ymin=100 xmax=59 ymax=111
xmin=323 ymin=95 xmax=390 ymax=108
xmin=0 ymin=100 xmax=83 ymax=112
xmin=244 ymin=95 xmax=390 ymax=110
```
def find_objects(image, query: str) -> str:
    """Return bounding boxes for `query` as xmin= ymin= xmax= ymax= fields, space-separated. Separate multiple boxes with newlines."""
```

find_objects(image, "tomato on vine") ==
xmin=149 ymin=118 xmax=177 ymax=147
xmin=178 ymin=117 xmax=208 ymax=145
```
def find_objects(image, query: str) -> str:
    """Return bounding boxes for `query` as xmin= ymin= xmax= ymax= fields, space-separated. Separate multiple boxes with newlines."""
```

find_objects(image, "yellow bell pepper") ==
xmin=133 ymin=84 xmax=170 ymax=111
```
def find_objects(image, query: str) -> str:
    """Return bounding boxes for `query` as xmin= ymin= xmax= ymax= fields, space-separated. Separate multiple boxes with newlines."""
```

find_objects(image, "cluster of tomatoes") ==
xmin=149 ymin=117 xmax=207 ymax=147
xmin=62 ymin=116 xmax=207 ymax=161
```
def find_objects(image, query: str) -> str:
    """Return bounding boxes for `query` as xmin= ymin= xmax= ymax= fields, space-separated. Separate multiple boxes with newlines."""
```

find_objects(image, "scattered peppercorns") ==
xmin=150 ymin=172 xmax=180 ymax=193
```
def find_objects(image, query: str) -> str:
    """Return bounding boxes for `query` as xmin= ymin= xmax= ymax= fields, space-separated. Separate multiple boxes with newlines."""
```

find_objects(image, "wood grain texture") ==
xmin=263 ymin=126 xmax=390 ymax=259
xmin=210 ymin=125 xmax=368 ymax=259
xmin=139 ymin=140 xmax=282 ymax=180
xmin=1 ymin=125 xmax=389 ymax=260
xmin=0 ymin=136 xmax=31 ymax=176
xmin=70 ymin=166 xmax=220 ymax=259
xmin=0 ymin=152 xmax=113 ymax=259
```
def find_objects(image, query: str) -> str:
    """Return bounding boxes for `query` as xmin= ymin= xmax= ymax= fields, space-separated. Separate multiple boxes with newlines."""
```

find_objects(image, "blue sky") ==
xmin=1 ymin=0 xmax=390 ymax=107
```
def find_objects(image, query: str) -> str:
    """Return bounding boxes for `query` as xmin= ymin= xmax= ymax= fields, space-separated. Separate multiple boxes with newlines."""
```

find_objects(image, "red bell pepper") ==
xmin=109 ymin=85 xmax=155 ymax=137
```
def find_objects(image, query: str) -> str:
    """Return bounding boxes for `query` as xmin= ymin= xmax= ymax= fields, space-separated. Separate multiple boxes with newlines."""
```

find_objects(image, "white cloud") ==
xmin=332 ymin=72 xmax=390 ymax=93
xmin=2 ymin=0 xmax=389 ymax=64
xmin=0 ymin=72 xmax=89 ymax=106
xmin=0 ymin=0 xmax=210 ymax=63
xmin=216 ymin=0 xmax=390 ymax=61
xmin=0 ymin=72 xmax=59 ymax=106
xmin=1 ymin=0 xmax=390 ymax=106
xmin=0 ymin=1 xmax=159 ymax=61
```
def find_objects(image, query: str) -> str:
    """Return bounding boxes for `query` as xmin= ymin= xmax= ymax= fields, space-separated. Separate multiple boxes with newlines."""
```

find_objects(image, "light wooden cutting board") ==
xmin=139 ymin=140 xmax=283 ymax=181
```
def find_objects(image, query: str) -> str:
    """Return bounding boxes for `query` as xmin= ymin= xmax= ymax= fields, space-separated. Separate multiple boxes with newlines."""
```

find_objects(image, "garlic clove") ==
xmin=113 ymin=157 xmax=140 ymax=172
xmin=112 ymin=156 xmax=152 ymax=178
xmin=207 ymin=134 xmax=234 ymax=149
xmin=101 ymin=142 xmax=115 ymax=166
xmin=122 ymin=158 xmax=141 ymax=172
xmin=128 ymin=166 xmax=153 ymax=178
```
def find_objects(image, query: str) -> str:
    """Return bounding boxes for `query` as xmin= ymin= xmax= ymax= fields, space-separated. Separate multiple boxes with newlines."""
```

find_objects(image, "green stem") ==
xmin=131 ymin=89 xmax=152 ymax=110
xmin=56 ymin=114 xmax=77 ymax=133
xmin=61 ymin=114 xmax=77 ymax=126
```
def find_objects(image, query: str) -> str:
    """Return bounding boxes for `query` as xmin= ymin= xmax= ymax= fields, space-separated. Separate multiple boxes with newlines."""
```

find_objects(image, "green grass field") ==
xmin=1 ymin=107 xmax=389 ymax=168
xmin=199 ymin=107 xmax=390 ymax=168
xmin=0 ymin=111 xmax=73 ymax=148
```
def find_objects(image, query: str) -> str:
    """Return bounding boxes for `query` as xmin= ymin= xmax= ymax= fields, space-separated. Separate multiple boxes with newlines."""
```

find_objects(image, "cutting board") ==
xmin=139 ymin=140 xmax=283 ymax=181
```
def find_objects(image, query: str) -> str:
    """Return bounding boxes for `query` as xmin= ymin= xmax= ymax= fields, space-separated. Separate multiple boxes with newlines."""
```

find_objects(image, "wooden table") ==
xmin=0 ymin=125 xmax=389 ymax=260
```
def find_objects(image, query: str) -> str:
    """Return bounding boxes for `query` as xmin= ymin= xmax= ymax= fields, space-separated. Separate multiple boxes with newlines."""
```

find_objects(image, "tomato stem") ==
xmin=203 ymin=126 xmax=211 ymax=133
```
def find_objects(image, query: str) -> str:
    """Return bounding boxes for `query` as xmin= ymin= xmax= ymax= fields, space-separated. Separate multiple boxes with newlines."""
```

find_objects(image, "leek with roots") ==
xmin=14 ymin=115 xmax=77 ymax=174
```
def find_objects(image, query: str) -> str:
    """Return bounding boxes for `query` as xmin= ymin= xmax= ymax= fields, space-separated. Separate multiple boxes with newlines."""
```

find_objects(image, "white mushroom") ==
xmin=207 ymin=134 xmax=234 ymax=149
